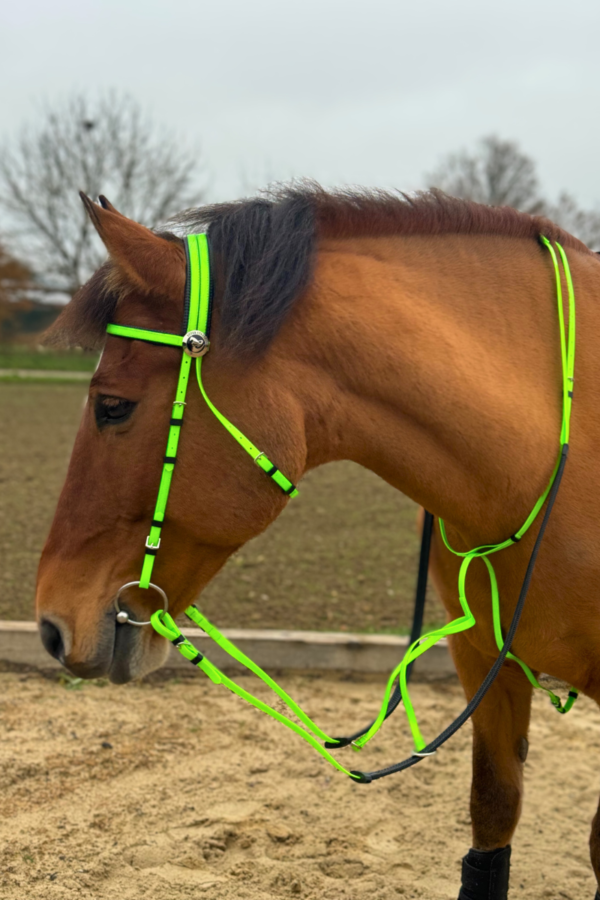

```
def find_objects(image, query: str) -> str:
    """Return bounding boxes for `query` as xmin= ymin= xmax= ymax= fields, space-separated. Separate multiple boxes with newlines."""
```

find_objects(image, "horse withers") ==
xmin=36 ymin=186 xmax=600 ymax=899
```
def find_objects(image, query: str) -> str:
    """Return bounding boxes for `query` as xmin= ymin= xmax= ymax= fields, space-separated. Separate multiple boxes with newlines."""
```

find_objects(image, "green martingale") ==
xmin=108 ymin=233 xmax=577 ymax=778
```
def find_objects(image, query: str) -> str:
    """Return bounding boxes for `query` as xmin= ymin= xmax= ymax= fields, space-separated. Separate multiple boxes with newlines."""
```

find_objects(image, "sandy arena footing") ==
xmin=0 ymin=669 xmax=598 ymax=899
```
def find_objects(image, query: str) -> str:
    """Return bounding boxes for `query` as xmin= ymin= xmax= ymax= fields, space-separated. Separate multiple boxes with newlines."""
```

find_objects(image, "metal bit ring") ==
xmin=114 ymin=581 xmax=169 ymax=627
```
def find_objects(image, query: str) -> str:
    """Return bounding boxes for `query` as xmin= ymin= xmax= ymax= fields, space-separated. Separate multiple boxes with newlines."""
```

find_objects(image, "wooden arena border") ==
xmin=0 ymin=622 xmax=454 ymax=678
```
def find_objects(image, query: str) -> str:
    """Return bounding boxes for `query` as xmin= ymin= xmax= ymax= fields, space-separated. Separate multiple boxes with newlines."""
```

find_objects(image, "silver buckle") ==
xmin=145 ymin=537 xmax=161 ymax=550
xmin=254 ymin=451 xmax=265 ymax=467
xmin=114 ymin=581 xmax=169 ymax=627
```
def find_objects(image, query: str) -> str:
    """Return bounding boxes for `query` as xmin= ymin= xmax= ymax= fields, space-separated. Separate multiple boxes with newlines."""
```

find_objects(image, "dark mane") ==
xmin=46 ymin=185 xmax=592 ymax=353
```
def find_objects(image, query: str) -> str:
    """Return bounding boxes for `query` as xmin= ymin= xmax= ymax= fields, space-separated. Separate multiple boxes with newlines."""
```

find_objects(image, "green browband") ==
xmin=108 ymin=233 xmax=577 ymax=782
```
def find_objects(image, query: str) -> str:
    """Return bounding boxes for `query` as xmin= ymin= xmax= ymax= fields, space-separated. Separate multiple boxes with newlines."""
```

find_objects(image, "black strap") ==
xmin=350 ymin=444 xmax=569 ymax=783
xmin=407 ymin=510 xmax=434 ymax=679
xmin=324 ymin=510 xmax=434 ymax=749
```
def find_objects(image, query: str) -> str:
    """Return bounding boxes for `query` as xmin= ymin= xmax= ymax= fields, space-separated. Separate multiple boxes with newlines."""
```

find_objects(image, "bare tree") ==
xmin=0 ymin=92 xmax=206 ymax=294
xmin=427 ymin=135 xmax=544 ymax=213
xmin=544 ymin=192 xmax=600 ymax=249
xmin=427 ymin=134 xmax=600 ymax=248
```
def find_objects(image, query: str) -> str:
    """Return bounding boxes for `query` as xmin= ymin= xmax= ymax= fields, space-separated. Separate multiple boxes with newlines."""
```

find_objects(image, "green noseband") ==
xmin=106 ymin=233 xmax=298 ymax=592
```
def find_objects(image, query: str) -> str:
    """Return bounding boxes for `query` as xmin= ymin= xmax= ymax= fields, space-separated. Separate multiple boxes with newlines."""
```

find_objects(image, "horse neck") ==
xmin=277 ymin=232 xmax=575 ymax=544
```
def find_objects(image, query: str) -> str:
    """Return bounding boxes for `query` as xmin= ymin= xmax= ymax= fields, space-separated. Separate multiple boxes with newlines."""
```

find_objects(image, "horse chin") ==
xmin=108 ymin=623 xmax=170 ymax=684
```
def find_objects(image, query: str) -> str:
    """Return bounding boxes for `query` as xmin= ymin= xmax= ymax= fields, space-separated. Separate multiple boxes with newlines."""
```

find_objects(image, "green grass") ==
xmin=0 ymin=344 xmax=99 ymax=371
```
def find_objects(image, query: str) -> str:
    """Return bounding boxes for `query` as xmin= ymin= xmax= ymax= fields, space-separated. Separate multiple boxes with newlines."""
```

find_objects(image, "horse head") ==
xmin=35 ymin=197 xmax=308 ymax=682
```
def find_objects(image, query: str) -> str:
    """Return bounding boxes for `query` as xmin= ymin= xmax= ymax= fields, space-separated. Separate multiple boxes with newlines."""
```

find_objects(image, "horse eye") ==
xmin=94 ymin=395 xmax=137 ymax=428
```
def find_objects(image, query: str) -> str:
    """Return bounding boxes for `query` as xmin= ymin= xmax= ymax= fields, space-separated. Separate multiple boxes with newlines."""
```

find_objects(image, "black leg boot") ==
xmin=458 ymin=846 xmax=511 ymax=900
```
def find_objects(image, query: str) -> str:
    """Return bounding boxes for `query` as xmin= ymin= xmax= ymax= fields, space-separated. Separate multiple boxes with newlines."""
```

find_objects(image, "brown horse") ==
xmin=36 ymin=186 xmax=600 ymax=899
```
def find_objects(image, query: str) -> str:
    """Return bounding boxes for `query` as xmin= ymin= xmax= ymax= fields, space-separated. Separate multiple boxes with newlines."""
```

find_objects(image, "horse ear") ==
xmin=80 ymin=193 xmax=186 ymax=301
xmin=97 ymin=195 xmax=123 ymax=215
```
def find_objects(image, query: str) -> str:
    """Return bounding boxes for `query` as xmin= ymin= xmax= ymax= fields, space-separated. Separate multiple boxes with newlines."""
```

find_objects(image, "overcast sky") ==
xmin=2 ymin=0 xmax=600 ymax=207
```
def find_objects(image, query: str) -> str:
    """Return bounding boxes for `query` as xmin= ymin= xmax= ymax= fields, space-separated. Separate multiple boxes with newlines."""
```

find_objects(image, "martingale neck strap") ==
xmin=106 ymin=233 xmax=298 ymax=589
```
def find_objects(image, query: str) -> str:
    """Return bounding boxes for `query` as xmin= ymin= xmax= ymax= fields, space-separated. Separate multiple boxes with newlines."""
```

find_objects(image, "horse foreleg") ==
xmin=588 ymin=781 xmax=600 ymax=895
xmin=449 ymin=632 xmax=533 ymax=900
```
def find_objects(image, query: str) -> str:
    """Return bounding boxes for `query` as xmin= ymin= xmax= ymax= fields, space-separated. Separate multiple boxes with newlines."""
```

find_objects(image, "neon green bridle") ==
xmin=107 ymin=232 xmax=576 ymax=783
xmin=108 ymin=234 xmax=297 ymax=598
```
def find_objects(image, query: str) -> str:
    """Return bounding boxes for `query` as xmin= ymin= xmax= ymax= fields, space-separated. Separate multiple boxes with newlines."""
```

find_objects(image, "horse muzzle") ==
xmin=38 ymin=606 xmax=169 ymax=683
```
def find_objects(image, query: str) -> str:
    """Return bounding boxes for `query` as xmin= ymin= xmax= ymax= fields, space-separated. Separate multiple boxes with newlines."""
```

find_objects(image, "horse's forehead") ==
xmin=89 ymin=337 xmax=178 ymax=400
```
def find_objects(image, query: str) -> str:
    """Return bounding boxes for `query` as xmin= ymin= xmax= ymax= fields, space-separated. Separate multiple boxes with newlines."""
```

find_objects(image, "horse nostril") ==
xmin=40 ymin=619 xmax=65 ymax=664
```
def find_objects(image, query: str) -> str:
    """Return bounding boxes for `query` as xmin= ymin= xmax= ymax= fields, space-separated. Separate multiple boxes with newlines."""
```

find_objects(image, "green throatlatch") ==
xmin=107 ymin=233 xmax=577 ymax=781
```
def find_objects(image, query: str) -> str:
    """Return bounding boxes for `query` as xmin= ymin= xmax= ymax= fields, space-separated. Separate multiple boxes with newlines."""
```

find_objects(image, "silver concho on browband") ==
xmin=182 ymin=330 xmax=210 ymax=357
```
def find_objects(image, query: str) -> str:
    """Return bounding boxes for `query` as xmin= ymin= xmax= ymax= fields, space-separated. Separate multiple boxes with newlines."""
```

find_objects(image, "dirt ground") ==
xmin=0 ymin=669 xmax=598 ymax=900
xmin=0 ymin=382 xmax=444 ymax=631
